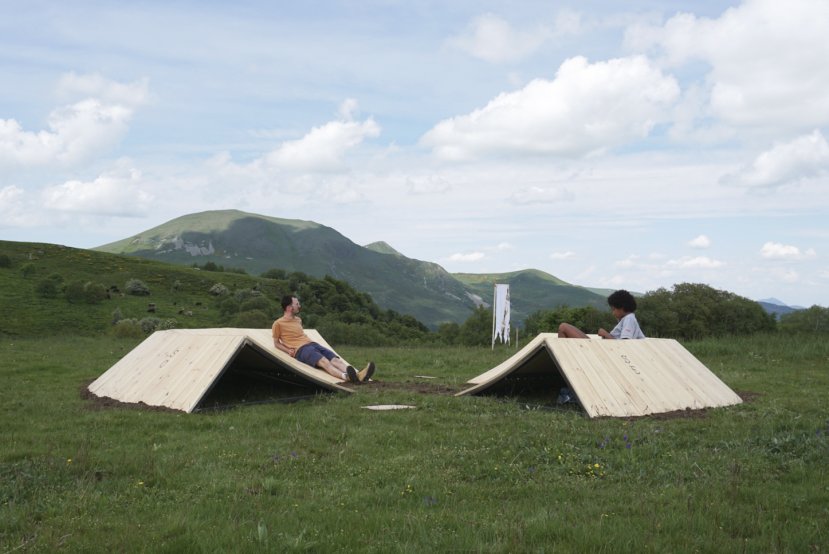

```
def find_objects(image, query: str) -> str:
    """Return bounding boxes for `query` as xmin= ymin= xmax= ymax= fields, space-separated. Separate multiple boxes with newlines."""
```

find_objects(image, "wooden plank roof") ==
xmin=456 ymin=336 xmax=742 ymax=418
xmin=87 ymin=328 xmax=352 ymax=413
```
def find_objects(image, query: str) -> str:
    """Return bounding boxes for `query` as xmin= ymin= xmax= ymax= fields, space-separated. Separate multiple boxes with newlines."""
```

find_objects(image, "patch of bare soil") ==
xmin=79 ymin=380 xmax=181 ymax=413
xmin=343 ymin=380 xmax=462 ymax=395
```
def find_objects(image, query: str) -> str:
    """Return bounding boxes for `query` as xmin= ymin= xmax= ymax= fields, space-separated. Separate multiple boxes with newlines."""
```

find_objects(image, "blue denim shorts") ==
xmin=295 ymin=342 xmax=336 ymax=368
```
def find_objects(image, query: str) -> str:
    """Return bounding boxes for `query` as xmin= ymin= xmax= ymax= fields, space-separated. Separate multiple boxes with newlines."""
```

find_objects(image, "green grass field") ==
xmin=2 ymin=334 xmax=828 ymax=552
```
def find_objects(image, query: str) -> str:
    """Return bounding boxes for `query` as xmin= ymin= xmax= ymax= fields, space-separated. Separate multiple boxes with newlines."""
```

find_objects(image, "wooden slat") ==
xmin=457 ymin=335 xmax=742 ymax=418
xmin=465 ymin=333 xmax=556 ymax=385
xmin=87 ymin=328 xmax=353 ymax=413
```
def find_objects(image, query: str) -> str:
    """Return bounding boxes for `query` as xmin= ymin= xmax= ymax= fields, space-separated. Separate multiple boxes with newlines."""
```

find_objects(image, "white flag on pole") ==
xmin=493 ymin=284 xmax=510 ymax=345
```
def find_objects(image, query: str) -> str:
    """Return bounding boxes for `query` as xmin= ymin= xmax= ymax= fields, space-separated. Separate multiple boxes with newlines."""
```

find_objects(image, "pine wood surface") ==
xmin=87 ymin=328 xmax=352 ymax=413
xmin=458 ymin=336 xmax=742 ymax=418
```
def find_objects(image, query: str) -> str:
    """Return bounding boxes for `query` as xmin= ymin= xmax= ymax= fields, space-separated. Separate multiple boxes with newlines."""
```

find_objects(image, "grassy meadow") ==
xmin=2 ymin=333 xmax=828 ymax=552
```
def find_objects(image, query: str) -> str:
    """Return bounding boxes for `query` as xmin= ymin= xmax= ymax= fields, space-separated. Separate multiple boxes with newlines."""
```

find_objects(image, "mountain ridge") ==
xmin=93 ymin=209 xmax=609 ymax=327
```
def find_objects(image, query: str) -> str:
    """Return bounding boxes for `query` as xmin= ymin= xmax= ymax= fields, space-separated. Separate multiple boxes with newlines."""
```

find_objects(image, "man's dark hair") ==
xmin=607 ymin=289 xmax=637 ymax=313
xmin=281 ymin=295 xmax=296 ymax=310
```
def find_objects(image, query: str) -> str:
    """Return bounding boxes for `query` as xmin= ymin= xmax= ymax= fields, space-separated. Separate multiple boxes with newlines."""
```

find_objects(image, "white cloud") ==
xmin=450 ymin=13 xmax=549 ymax=63
xmin=509 ymin=186 xmax=574 ymax=205
xmin=42 ymin=167 xmax=153 ymax=216
xmin=628 ymin=0 xmax=829 ymax=131
xmin=406 ymin=175 xmax=451 ymax=195
xmin=723 ymin=130 xmax=829 ymax=188
xmin=263 ymin=100 xmax=380 ymax=172
xmin=688 ymin=234 xmax=711 ymax=248
xmin=421 ymin=55 xmax=679 ymax=160
xmin=666 ymin=256 xmax=725 ymax=269
xmin=57 ymin=72 xmax=150 ymax=106
xmin=0 ymin=186 xmax=29 ymax=227
xmin=0 ymin=74 xmax=148 ymax=167
xmin=447 ymin=252 xmax=485 ymax=262
xmin=550 ymin=251 xmax=575 ymax=260
xmin=494 ymin=242 xmax=513 ymax=251
xmin=760 ymin=241 xmax=816 ymax=260
xmin=615 ymin=255 xmax=640 ymax=269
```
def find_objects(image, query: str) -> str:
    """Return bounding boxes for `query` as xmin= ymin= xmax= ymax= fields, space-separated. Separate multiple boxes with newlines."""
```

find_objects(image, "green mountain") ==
xmin=96 ymin=210 xmax=475 ymax=327
xmin=94 ymin=210 xmax=607 ymax=328
xmin=454 ymin=269 xmax=607 ymax=325
xmin=0 ymin=240 xmax=429 ymax=342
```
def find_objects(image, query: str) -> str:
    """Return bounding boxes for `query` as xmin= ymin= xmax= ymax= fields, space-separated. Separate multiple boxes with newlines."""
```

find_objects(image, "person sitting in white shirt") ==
xmin=557 ymin=289 xmax=645 ymax=339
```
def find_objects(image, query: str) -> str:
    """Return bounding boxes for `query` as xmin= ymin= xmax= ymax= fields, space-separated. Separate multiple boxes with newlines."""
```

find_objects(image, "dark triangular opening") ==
xmin=474 ymin=346 xmax=582 ymax=410
xmin=195 ymin=342 xmax=335 ymax=411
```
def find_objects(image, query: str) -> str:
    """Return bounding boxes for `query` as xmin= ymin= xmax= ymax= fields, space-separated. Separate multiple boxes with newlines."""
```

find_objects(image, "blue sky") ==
xmin=1 ymin=0 xmax=827 ymax=307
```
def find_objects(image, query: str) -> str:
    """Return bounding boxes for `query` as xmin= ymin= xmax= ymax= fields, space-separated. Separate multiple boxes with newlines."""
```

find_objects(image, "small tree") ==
xmin=125 ymin=278 xmax=151 ymax=296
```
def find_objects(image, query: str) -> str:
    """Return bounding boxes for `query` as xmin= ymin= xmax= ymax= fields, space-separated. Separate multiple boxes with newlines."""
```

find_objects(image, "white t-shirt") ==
xmin=610 ymin=313 xmax=645 ymax=339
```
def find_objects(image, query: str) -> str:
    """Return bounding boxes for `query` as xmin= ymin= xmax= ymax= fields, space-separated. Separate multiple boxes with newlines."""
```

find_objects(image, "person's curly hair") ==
xmin=607 ymin=289 xmax=637 ymax=312
xmin=281 ymin=295 xmax=296 ymax=310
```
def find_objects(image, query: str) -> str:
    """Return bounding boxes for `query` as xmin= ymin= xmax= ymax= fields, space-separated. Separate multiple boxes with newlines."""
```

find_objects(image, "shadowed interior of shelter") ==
xmin=196 ymin=341 xmax=335 ymax=410
xmin=472 ymin=346 xmax=576 ymax=407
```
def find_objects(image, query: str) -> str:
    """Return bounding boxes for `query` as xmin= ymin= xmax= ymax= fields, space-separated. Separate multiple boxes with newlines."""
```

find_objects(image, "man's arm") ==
xmin=272 ymin=322 xmax=296 ymax=356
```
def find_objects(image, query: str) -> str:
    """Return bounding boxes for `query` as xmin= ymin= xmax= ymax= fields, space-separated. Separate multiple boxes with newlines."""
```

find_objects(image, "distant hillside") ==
xmin=0 ymin=240 xmax=429 ymax=342
xmin=96 ymin=210 xmax=475 ymax=327
xmin=95 ymin=210 xmax=612 ymax=328
xmin=454 ymin=269 xmax=606 ymax=325
xmin=758 ymin=300 xmax=800 ymax=318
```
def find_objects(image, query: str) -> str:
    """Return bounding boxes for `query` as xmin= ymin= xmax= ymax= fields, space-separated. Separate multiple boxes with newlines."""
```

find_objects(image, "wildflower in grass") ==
xmin=66 ymin=458 xmax=72 ymax=465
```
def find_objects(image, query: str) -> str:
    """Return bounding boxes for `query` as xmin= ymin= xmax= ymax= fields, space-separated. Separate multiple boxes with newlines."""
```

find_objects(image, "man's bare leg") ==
xmin=558 ymin=323 xmax=589 ymax=338
xmin=317 ymin=357 xmax=356 ymax=380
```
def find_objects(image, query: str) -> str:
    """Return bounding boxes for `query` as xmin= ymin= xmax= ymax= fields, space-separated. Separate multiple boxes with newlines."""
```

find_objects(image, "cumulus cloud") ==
xmin=627 ymin=0 xmax=829 ymax=131
xmin=57 ymin=72 xmax=150 ymax=106
xmin=722 ymin=130 xmax=829 ymax=188
xmin=666 ymin=256 xmax=725 ymax=269
xmin=447 ymin=252 xmax=485 ymax=262
xmin=509 ymin=186 xmax=574 ymax=205
xmin=0 ymin=74 xmax=148 ymax=167
xmin=550 ymin=251 xmax=575 ymax=260
xmin=42 ymin=167 xmax=153 ymax=216
xmin=0 ymin=186 xmax=29 ymax=227
xmin=450 ymin=13 xmax=550 ymax=63
xmin=263 ymin=99 xmax=380 ymax=172
xmin=688 ymin=234 xmax=711 ymax=248
xmin=421 ymin=55 xmax=679 ymax=160
xmin=760 ymin=241 xmax=816 ymax=260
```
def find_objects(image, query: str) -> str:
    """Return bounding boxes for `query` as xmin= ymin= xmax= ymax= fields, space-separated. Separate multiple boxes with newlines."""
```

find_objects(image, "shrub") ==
xmin=139 ymin=317 xmax=161 ymax=334
xmin=233 ymin=310 xmax=272 ymax=328
xmin=637 ymin=283 xmax=776 ymax=339
xmin=209 ymin=283 xmax=229 ymax=296
xmin=111 ymin=307 xmax=124 ymax=325
xmin=779 ymin=305 xmax=829 ymax=334
xmin=0 ymin=254 xmax=11 ymax=268
xmin=20 ymin=263 xmax=36 ymax=278
xmin=84 ymin=282 xmax=108 ymax=304
xmin=240 ymin=296 xmax=273 ymax=314
xmin=36 ymin=275 xmax=64 ymax=298
xmin=125 ymin=278 xmax=151 ymax=296
xmin=113 ymin=319 xmax=144 ymax=338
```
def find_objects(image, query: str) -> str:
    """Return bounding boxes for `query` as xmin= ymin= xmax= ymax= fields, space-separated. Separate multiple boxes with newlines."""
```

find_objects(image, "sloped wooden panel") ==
xmin=87 ymin=328 xmax=352 ymax=413
xmin=457 ymin=336 xmax=742 ymax=418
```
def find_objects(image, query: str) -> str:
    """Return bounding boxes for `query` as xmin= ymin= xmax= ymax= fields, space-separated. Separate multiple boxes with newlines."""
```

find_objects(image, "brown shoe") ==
xmin=358 ymin=362 xmax=375 ymax=383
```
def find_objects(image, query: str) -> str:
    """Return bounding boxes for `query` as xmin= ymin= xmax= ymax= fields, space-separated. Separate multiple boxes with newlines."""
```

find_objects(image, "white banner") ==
xmin=492 ymin=284 xmax=510 ymax=346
